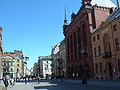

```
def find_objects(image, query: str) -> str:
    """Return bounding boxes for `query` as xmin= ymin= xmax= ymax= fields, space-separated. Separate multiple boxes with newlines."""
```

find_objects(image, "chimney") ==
xmin=117 ymin=0 xmax=120 ymax=9
xmin=109 ymin=7 xmax=114 ymax=14
xmin=71 ymin=12 xmax=76 ymax=22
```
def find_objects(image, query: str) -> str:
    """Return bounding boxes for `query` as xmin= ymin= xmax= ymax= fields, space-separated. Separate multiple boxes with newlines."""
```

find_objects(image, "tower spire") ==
xmin=64 ymin=8 xmax=67 ymax=25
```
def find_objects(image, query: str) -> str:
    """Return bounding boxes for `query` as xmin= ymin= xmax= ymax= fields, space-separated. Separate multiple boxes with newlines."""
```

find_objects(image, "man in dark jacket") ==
xmin=4 ymin=78 xmax=9 ymax=90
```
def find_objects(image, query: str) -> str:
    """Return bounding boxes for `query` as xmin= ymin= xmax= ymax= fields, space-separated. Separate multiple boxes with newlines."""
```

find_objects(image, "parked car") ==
xmin=0 ymin=79 xmax=5 ymax=90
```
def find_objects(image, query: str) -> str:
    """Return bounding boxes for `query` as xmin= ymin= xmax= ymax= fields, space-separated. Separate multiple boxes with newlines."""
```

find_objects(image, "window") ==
xmin=94 ymin=47 xmax=97 ymax=57
xmin=98 ymin=46 xmax=101 ymax=56
xmin=97 ymin=34 xmax=100 ymax=40
xmin=10 ymin=68 xmax=13 ymax=72
xmin=100 ymin=63 xmax=103 ymax=73
xmin=118 ymin=59 xmax=120 ymax=72
xmin=115 ymin=38 xmax=120 ymax=50
xmin=113 ymin=24 xmax=117 ymax=31
xmin=93 ymin=36 xmax=96 ymax=42
xmin=95 ymin=63 xmax=98 ymax=73
xmin=11 ymin=62 xmax=13 ymax=66
xmin=17 ymin=59 xmax=19 ymax=62
xmin=17 ymin=68 xmax=19 ymax=72
xmin=17 ymin=64 xmax=19 ymax=67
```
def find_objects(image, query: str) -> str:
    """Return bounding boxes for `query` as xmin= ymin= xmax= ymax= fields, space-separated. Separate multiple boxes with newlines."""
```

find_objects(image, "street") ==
xmin=7 ymin=79 xmax=120 ymax=90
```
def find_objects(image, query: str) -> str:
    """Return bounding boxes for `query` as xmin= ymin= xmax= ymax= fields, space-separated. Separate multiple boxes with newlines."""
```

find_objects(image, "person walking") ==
xmin=25 ymin=76 xmax=27 ymax=84
xmin=36 ymin=75 xmax=40 ymax=84
xmin=4 ymin=78 xmax=9 ymax=90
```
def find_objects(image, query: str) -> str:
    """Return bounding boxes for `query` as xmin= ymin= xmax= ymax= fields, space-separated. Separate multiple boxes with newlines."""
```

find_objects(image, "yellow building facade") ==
xmin=1 ymin=51 xmax=24 ymax=79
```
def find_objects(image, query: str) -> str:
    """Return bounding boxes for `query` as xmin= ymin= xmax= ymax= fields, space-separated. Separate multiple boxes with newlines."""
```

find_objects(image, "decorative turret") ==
xmin=71 ymin=11 xmax=76 ymax=22
xmin=82 ymin=0 xmax=92 ymax=6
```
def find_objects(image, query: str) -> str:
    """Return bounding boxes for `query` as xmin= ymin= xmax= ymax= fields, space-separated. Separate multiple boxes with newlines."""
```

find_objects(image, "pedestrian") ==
xmin=36 ymin=75 xmax=40 ymax=84
xmin=38 ymin=76 xmax=40 ymax=84
xmin=9 ymin=78 xmax=12 ymax=86
xmin=10 ymin=78 xmax=14 ymax=87
xmin=25 ymin=76 xmax=27 ymax=84
xmin=4 ymin=78 xmax=9 ymax=90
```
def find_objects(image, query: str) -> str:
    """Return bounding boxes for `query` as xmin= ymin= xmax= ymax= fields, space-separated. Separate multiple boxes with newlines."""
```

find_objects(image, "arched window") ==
xmin=103 ymin=33 xmax=111 ymax=52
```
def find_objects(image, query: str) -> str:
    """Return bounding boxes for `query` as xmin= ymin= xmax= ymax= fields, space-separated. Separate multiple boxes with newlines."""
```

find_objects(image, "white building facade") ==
xmin=38 ymin=56 xmax=52 ymax=79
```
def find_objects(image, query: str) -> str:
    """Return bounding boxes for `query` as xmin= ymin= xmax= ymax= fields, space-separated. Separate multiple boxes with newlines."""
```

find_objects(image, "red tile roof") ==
xmin=2 ymin=54 xmax=14 ymax=58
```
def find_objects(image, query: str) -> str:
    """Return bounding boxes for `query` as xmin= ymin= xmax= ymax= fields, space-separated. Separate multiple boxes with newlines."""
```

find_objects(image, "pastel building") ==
xmin=38 ymin=56 xmax=52 ymax=79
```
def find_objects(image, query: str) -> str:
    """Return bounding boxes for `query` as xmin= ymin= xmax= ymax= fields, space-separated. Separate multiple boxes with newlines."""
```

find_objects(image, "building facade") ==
xmin=51 ymin=43 xmax=60 ymax=78
xmin=92 ymin=1 xmax=120 ymax=80
xmin=0 ymin=27 xmax=3 ymax=78
xmin=38 ymin=56 xmax=52 ymax=79
xmin=59 ymin=39 xmax=66 ymax=78
xmin=63 ymin=0 xmax=116 ymax=79
xmin=33 ymin=62 xmax=39 ymax=76
xmin=1 ymin=50 xmax=24 ymax=79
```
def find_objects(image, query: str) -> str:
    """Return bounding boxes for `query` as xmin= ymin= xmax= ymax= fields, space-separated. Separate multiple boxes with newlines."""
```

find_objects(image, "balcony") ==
xmin=103 ymin=51 xmax=112 ymax=58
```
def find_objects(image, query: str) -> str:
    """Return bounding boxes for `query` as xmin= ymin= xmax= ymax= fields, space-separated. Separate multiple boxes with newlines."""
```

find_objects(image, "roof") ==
xmin=2 ymin=54 xmax=14 ymax=58
xmin=91 ymin=0 xmax=116 ymax=8
xmin=93 ymin=8 xmax=120 ymax=33
xmin=106 ymin=8 xmax=120 ymax=22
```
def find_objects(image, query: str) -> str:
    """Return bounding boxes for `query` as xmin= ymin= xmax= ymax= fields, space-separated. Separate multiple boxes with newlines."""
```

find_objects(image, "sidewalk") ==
xmin=7 ymin=83 xmax=35 ymax=90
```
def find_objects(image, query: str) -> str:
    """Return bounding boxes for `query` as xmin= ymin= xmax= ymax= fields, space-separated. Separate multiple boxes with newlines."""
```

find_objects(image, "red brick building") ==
xmin=63 ymin=0 xmax=116 ymax=79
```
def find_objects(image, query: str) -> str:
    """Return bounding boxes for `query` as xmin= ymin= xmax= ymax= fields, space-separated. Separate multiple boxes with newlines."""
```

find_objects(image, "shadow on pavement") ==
xmin=33 ymin=79 xmax=120 ymax=90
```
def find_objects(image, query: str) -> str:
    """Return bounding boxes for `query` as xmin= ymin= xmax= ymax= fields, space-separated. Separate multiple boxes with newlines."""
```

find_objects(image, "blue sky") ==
xmin=0 ymin=0 xmax=117 ymax=69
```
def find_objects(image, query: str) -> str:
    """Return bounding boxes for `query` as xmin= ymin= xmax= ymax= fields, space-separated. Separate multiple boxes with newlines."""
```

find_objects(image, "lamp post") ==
xmin=22 ymin=56 xmax=29 ymax=84
xmin=81 ymin=48 xmax=88 ymax=84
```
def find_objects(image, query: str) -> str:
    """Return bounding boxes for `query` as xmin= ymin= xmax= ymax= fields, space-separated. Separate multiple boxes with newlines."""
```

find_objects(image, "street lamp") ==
xmin=81 ymin=48 xmax=88 ymax=84
xmin=22 ymin=56 xmax=29 ymax=84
